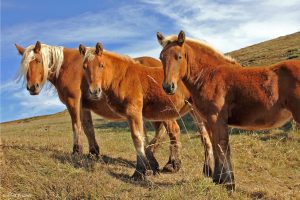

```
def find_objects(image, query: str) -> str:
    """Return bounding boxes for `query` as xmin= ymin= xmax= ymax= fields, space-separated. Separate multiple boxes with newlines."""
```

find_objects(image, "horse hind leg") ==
xmin=161 ymin=120 xmax=182 ymax=173
xmin=148 ymin=121 xmax=167 ymax=153
xmin=287 ymin=86 xmax=300 ymax=125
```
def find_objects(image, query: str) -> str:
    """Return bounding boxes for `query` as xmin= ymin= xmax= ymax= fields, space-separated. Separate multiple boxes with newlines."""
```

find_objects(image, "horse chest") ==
xmin=104 ymin=93 xmax=129 ymax=116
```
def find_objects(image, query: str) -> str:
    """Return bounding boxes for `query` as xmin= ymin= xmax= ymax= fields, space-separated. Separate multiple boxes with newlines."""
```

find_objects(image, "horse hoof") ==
xmin=88 ymin=146 xmax=100 ymax=160
xmin=87 ymin=153 xmax=99 ymax=161
xmin=131 ymin=170 xmax=153 ymax=181
xmin=149 ymin=162 xmax=159 ymax=175
xmin=202 ymin=164 xmax=213 ymax=177
xmin=224 ymin=183 xmax=235 ymax=192
xmin=131 ymin=171 xmax=146 ymax=181
xmin=72 ymin=144 xmax=83 ymax=155
xmin=213 ymin=178 xmax=235 ymax=192
xmin=162 ymin=159 xmax=181 ymax=173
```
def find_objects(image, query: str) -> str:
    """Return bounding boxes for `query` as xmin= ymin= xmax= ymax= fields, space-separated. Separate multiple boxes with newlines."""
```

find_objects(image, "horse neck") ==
xmin=45 ymin=46 xmax=66 ymax=86
xmin=183 ymin=43 xmax=235 ymax=89
xmin=102 ymin=52 xmax=130 ymax=93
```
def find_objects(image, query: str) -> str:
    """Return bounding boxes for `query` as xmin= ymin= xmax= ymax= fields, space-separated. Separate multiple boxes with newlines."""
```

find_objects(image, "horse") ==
xmin=15 ymin=41 xmax=189 ymax=173
xmin=157 ymin=30 xmax=300 ymax=191
xmin=78 ymin=42 xmax=212 ymax=180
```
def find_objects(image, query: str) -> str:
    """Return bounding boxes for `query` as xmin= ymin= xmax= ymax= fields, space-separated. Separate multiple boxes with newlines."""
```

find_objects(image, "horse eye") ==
xmin=36 ymin=60 xmax=41 ymax=63
xmin=177 ymin=54 xmax=182 ymax=60
xmin=99 ymin=64 xmax=104 ymax=68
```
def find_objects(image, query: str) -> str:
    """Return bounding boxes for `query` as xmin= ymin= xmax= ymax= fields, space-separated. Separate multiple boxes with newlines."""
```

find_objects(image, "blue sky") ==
xmin=1 ymin=0 xmax=300 ymax=122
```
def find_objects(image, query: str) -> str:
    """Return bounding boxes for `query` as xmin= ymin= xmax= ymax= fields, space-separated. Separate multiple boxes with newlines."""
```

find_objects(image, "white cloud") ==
xmin=141 ymin=0 xmax=300 ymax=52
xmin=2 ymin=5 xmax=162 ymax=53
xmin=0 ymin=81 xmax=64 ymax=122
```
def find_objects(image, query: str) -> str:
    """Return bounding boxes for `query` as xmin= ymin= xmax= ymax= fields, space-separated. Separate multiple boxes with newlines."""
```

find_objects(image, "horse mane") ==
xmin=161 ymin=35 xmax=237 ymax=64
xmin=84 ymin=47 xmax=139 ymax=65
xmin=17 ymin=44 xmax=64 ymax=85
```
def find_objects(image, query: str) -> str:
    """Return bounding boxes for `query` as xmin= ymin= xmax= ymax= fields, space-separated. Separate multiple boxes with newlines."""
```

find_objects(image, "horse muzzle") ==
xmin=27 ymin=83 xmax=41 ymax=95
xmin=89 ymin=87 xmax=102 ymax=99
xmin=162 ymin=81 xmax=176 ymax=95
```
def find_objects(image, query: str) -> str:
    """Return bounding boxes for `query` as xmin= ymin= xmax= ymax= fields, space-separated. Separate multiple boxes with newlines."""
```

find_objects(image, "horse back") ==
xmin=134 ymin=57 xmax=162 ymax=68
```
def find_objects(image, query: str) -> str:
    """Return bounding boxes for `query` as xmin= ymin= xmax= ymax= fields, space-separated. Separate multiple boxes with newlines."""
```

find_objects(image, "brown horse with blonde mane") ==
xmin=157 ymin=30 xmax=300 ymax=191
xmin=14 ymin=42 xmax=190 ymax=173
xmin=78 ymin=42 xmax=212 ymax=180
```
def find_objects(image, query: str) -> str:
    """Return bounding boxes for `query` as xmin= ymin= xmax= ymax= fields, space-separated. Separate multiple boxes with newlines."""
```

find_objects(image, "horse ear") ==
xmin=177 ymin=30 xmax=185 ymax=46
xmin=34 ymin=41 xmax=41 ymax=53
xmin=156 ymin=32 xmax=165 ymax=46
xmin=95 ymin=42 xmax=103 ymax=55
xmin=79 ymin=44 xmax=86 ymax=56
xmin=15 ymin=44 xmax=25 ymax=55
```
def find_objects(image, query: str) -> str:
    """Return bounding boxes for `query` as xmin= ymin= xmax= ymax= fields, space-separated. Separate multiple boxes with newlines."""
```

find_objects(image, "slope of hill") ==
xmin=1 ymin=33 xmax=300 ymax=199
xmin=228 ymin=32 xmax=300 ymax=66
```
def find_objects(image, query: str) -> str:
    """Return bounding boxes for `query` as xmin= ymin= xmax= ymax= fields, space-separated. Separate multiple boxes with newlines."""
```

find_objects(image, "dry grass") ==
xmin=227 ymin=32 xmax=300 ymax=66
xmin=1 ymin=32 xmax=300 ymax=199
xmin=1 ymin=111 xmax=300 ymax=199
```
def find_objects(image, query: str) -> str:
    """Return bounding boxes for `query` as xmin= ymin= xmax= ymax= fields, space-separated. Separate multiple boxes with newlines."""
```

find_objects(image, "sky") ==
xmin=1 ymin=0 xmax=300 ymax=122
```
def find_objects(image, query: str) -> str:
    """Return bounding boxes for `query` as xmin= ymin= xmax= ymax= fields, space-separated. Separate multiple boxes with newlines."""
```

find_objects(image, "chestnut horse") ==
xmin=78 ymin=42 xmax=211 ymax=180
xmin=15 ymin=42 xmax=186 ymax=172
xmin=157 ymin=30 xmax=300 ymax=191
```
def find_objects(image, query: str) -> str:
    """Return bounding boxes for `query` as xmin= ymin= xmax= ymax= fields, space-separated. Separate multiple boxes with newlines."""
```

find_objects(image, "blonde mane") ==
xmin=84 ymin=47 xmax=138 ymax=64
xmin=161 ymin=35 xmax=236 ymax=64
xmin=17 ymin=44 xmax=64 ymax=85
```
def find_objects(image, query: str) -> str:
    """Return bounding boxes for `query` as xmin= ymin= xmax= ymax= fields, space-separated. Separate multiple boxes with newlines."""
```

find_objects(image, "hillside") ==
xmin=227 ymin=32 xmax=300 ymax=66
xmin=1 ymin=33 xmax=300 ymax=199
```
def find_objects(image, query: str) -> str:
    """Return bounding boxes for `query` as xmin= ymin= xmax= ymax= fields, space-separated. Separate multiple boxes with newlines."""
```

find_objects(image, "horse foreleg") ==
xmin=148 ymin=122 xmax=167 ymax=153
xmin=190 ymin=110 xmax=214 ymax=177
xmin=81 ymin=109 xmax=100 ymax=157
xmin=161 ymin=120 xmax=182 ymax=173
xmin=128 ymin=114 xmax=157 ymax=180
xmin=66 ymin=97 xmax=83 ymax=155
xmin=208 ymin=114 xmax=235 ymax=192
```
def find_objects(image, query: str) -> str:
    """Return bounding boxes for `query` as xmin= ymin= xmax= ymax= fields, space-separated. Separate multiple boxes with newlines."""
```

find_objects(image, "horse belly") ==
xmin=142 ymin=102 xmax=189 ymax=121
xmin=229 ymin=108 xmax=292 ymax=130
xmin=82 ymin=97 xmax=125 ymax=121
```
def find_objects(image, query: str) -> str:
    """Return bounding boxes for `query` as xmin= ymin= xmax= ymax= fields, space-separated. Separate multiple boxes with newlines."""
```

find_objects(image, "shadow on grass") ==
xmin=258 ymin=131 xmax=300 ymax=143
xmin=102 ymin=155 xmax=135 ymax=168
xmin=108 ymin=170 xmax=180 ymax=188
xmin=51 ymin=152 xmax=97 ymax=172
xmin=52 ymin=152 xmax=136 ymax=172
xmin=259 ymin=131 xmax=289 ymax=142
xmin=237 ymin=188 xmax=267 ymax=199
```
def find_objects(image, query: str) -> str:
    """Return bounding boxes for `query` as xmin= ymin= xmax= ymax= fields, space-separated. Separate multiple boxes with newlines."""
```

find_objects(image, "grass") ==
xmin=1 ymin=111 xmax=300 ymax=199
xmin=227 ymin=32 xmax=300 ymax=66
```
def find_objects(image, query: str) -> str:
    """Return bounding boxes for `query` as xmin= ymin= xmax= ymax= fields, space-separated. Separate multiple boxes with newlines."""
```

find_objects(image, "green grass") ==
xmin=1 ymin=111 xmax=300 ymax=199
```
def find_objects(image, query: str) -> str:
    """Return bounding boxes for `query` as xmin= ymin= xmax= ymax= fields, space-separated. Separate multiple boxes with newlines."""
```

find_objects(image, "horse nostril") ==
xmin=35 ymin=83 xmax=39 ymax=88
xmin=170 ymin=82 xmax=175 ymax=90
xmin=97 ymin=88 xmax=101 ymax=93
xmin=27 ymin=85 xmax=30 ymax=91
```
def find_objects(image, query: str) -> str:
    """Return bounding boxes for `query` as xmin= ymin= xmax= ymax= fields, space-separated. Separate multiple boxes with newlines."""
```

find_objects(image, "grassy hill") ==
xmin=1 ymin=33 xmax=300 ymax=199
xmin=227 ymin=32 xmax=300 ymax=66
